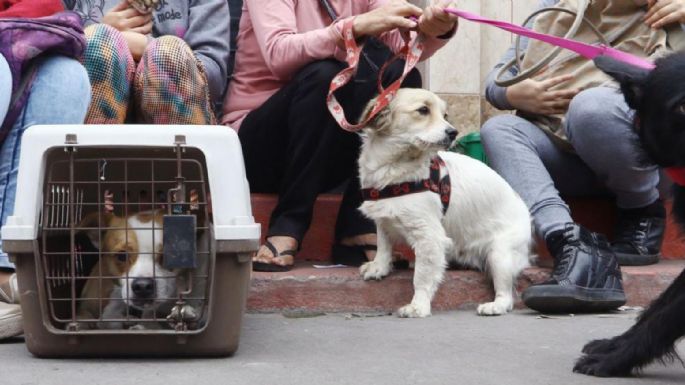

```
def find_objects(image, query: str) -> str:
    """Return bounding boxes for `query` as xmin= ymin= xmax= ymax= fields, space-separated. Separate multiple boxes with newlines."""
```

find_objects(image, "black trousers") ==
xmin=239 ymin=59 xmax=422 ymax=244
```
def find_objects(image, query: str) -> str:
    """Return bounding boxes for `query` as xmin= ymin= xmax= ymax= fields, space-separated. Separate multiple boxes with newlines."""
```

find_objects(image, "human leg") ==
xmin=565 ymin=87 xmax=665 ymax=265
xmin=481 ymin=114 xmax=625 ymax=313
xmin=239 ymin=60 xmax=355 ymax=269
xmin=135 ymin=36 xmax=216 ymax=125
xmin=0 ymin=55 xmax=90 ymax=338
xmin=481 ymin=114 xmax=601 ymax=239
xmin=82 ymin=24 xmax=134 ymax=124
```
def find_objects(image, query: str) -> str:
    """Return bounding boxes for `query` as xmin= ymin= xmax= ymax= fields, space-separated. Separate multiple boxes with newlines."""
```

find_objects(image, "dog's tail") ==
xmin=672 ymin=184 xmax=685 ymax=230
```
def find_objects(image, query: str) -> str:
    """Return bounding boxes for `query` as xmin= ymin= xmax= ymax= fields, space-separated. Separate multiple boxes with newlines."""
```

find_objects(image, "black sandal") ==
xmin=252 ymin=240 xmax=296 ymax=272
xmin=331 ymin=244 xmax=410 ymax=269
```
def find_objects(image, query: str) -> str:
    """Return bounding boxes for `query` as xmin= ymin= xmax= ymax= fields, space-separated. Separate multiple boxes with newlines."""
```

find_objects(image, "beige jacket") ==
xmin=519 ymin=0 xmax=685 ymax=149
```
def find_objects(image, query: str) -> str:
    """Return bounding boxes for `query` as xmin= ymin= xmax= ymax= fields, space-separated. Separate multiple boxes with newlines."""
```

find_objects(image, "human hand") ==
xmin=121 ymin=31 xmax=149 ymax=61
xmin=505 ymin=75 xmax=580 ymax=115
xmin=644 ymin=0 xmax=685 ymax=29
xmin=102 ymin=0 xmax=153 ymax=33
xmin=418 ymin=0 xmax=458 ymax=38
xmin=353 ymin=0 xmax=422 ymax=38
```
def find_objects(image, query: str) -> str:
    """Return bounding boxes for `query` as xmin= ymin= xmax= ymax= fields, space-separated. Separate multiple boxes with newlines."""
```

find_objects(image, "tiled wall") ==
xmin=424 ymin=0 xmax=540 ymax=133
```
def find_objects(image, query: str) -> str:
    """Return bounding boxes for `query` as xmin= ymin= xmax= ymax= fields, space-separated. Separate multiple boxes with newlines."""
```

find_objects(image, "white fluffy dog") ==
xmin=357 ymin=88 xmax=534 ymax=318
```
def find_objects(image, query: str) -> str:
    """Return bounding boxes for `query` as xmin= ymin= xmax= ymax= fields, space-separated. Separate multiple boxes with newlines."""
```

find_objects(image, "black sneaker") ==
xmin=523 ymin=223 xmax=626 ymax=313
xmin=612 ymin=201 xmax=666 ymax=266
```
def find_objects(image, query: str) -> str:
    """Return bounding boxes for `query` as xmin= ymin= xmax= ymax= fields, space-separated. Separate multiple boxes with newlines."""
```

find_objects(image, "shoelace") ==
xmin=615 ymin=217 xmax=649 ymax=246
xmin=551 ymin=230 xmax=581 ymax=277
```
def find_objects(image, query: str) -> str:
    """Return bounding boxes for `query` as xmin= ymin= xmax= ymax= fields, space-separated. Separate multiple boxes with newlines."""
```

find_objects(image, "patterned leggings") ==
xmin=83 ymin=24 xmax=216 ymax=125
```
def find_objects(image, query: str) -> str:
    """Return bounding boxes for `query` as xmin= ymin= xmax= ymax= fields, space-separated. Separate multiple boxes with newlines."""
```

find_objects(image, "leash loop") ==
xmin=443 ymin=8 xmax=655 ymax=70
xmin=326 ymin=18 xmax=425 ymax=132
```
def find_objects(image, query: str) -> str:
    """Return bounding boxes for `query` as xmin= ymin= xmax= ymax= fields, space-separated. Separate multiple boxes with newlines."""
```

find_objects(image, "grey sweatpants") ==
xmin=481 ymin=87 xmax=660 ymax=239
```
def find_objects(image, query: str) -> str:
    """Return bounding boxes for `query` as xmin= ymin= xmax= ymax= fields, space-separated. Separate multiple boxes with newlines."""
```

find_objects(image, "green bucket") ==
xmin=452 ymin=132 xmax=487 ymax=164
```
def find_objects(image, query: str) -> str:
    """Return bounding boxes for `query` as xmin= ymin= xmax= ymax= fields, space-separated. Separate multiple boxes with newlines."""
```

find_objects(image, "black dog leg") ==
xmin=574 ymin=270 xmax=685 ymax=377
xmin=582 ymin=267 xmax=685 ymax=355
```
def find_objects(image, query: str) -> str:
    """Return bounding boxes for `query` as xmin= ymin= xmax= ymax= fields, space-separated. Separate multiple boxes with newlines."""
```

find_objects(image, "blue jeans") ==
xmin=481 ymin=87 xmax=659 ymax=239
xmin=0 ymin=54 xmax=91 ymax=269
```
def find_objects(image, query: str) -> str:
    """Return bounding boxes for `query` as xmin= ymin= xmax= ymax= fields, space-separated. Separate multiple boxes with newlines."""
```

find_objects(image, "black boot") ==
xmin=612 ymin=200 xmax=666 ymax=266
xmin=523 ymin=223 xmax=626 ymax=313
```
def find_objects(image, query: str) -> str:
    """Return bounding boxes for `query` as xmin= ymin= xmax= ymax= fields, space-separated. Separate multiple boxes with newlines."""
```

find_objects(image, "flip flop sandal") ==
xmin=0 ymin=273 xmax=19 ymax=304
xmin=252 ymin=240 xmax=296 ymax=272
xmin=331 ymin=244 xmax=410 ymax=269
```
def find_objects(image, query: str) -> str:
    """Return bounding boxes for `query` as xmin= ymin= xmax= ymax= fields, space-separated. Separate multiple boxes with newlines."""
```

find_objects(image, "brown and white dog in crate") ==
xmin=76 ymin=210 xmax=207 ymax=329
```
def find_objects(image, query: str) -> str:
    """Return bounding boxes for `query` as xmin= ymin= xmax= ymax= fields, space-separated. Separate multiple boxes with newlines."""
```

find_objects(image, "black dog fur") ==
xmin=573 ymin=53 xmax=685 ymax=377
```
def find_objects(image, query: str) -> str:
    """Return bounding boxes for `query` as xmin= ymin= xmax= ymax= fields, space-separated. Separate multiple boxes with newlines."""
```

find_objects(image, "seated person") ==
xmin=480 ymin=0 xmax=685 ymax=313
xmin=64 ymin=0 xmax=230 ymax=124
xmin=0 ymin=0 xmax=91 ymax=339
xmin=222 ymin=0 xmax=459 ymax=271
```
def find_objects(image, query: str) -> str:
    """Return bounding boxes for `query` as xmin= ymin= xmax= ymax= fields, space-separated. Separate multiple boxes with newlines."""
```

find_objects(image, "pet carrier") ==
xmin=1 ymin=125 xmax=260 ymax=357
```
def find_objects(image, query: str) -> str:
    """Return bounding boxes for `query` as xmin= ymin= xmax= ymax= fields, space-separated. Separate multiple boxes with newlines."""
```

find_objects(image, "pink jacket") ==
xmin=221 ymin=0 xmax=453 ymax=130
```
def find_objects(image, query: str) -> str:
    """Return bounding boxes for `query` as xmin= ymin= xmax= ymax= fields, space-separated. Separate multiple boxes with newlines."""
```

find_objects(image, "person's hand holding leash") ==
xmin=353 ymin=0 xmax=422 ymax=38
xmin=505 ymin=74 xmax=580 ymax=115
xmin=418 ymin=0 xmax=458 ymax=38
xmin=645 ymin=0 xmax=685 ymax=29
xmin=103 ymin=0 xmax=153 ymax=34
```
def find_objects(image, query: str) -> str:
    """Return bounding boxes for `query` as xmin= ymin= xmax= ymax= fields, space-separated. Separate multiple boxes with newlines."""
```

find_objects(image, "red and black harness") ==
xmin=361 ymin=156 xmax=451 ymax=214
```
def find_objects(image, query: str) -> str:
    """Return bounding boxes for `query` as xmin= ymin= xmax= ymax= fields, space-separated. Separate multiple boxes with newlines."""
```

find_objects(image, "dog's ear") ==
xmin=593 ymin=55 xmax=650 ymax=109
xmin=359 ymin=97 xmax=391 ymax=134
xmin=77 ymin=212 xmax=116 ymax=250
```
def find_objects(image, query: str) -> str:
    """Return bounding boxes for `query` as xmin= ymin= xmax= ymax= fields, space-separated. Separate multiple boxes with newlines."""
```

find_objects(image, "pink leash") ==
xmin=443 ymin=8 xmax=655 ymax=70
xmin=327 ymin=9 xmax=685 ymax=184
xmin=445 ymin=9 xmax=685 ymax=185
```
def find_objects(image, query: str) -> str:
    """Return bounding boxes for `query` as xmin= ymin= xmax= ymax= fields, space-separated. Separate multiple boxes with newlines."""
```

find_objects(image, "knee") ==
xmin=402 ymin=68 xmax=422 ymax=88
xmin=143 ymin=35 xmax=194 ymax=67
xmin=566 ymin=87 xmax=629 ymax=141
xmin=138 ymin=36 xmax=196 ymax=90
xmin=41 ymin=56 xmax=91 ymax=102
xmin=402 ymin=68 xmax=423 ymax=88
xmin=386 ymin=63 xmax=422 ymax=88
xmin=85 ymin=24 xmax=126 ymax=56
xmin=481 ymin=115 xmax=519 ymax=146
xmin=83 ymin=24 xmax=133 ymax=82
xmin=292 ymin=60 xmax=346 ymax=87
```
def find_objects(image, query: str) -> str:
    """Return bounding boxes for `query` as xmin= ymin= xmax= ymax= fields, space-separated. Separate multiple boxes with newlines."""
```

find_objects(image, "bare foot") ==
xmin=339 ymin=233 xmax=408 ymax=264
xmin=340 ymin=233 xmax=377 ymax=261
xmin=253 ymin=236 xmax=298 ymax=267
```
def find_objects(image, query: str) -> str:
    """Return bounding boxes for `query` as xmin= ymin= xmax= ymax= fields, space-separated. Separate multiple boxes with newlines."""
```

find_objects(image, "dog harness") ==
xmin=361 ymin=156 xmax=451 ymax=214
xmin=667 ymin=167 xmax=685 ymax=186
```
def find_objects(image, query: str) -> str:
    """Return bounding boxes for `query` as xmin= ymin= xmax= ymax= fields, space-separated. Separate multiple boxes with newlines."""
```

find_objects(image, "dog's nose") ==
xmin=131 ymin=278 xmax=155 ymax=298
xmin=445 ymin=127 xmax=458 ymax=141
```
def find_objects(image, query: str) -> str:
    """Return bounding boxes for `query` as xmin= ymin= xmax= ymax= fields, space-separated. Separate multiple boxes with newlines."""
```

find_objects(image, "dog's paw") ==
xmin=360 ymin=261 xmax=391 ymax=281
xmin=476 ymin=301 xmax=511 ymax=316
xmin=582 ymin=337 xmax=620 ymax=355
xmin=128 ymin=324 xmax=147 ymax=330
xmin=397 ymin=302 xmax=431 ymax=318
xmin=573 ymin=354 xmax=632 ymax=377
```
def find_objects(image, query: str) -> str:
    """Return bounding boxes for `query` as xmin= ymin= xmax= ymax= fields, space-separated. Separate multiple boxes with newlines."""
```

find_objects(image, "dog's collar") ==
xmin=666 ymin=167 xmax=685 ymax=186
xmin=361 ymin=156 xmax=451 ymax=214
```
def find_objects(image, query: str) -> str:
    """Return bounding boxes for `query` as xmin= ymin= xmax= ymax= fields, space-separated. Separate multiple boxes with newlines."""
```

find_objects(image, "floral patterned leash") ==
xmin=326 ymin=18 xmax=426 ymax=132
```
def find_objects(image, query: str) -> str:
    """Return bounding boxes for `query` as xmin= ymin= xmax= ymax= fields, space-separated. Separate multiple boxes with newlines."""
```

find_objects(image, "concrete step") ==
xmin=247 ymin=261 xmax=685 ymax=313
xmin=251 ymin=194 xmax=685 ymax=261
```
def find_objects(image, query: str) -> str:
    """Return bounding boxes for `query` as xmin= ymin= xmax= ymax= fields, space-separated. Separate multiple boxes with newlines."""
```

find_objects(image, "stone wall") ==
xmin=422 ymin=0 xmax=540 ymax=133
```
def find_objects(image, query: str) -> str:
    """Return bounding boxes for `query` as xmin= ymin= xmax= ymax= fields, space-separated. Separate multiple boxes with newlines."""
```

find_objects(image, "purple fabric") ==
xmin=444 ymin=8 xmax=656 ymax=70
xmin=0 ymin=11 xmax=85 ymax=141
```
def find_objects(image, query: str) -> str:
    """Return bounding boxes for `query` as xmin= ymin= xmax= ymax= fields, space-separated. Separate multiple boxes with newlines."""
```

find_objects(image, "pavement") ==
xmin=1 ymin=310 xmax=684 ymax=385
